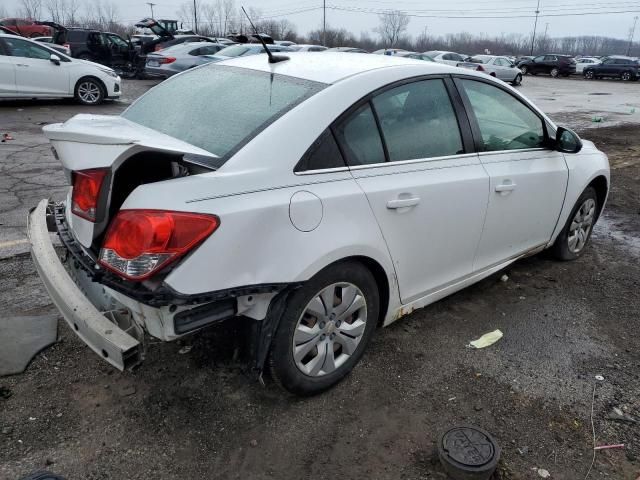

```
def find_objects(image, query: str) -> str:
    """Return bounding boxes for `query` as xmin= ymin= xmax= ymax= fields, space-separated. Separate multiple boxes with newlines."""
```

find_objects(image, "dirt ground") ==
xmin=1 ymin=78 xmax=639 ymax=480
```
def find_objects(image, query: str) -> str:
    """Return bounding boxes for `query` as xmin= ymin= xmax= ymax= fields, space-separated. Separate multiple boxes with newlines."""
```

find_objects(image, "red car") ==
xmin=0 ymin=18 xmax=51 ymax=38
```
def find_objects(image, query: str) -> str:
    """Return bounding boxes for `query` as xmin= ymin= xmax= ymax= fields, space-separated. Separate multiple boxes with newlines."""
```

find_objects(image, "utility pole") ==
xmin=193 ymin=0 xmax=198 ymax=33
xmin=530 ymin=0 xmax=541 ymax=56
xmin=627 ymin=16 xmax=638 ymax=56
xmin=145 ymin=2 xmax=155 ymax=18
xmin=542 ymin=22 xmax=549 ymax=50
xmin=322 ymin=0 xmax=326 ymax=46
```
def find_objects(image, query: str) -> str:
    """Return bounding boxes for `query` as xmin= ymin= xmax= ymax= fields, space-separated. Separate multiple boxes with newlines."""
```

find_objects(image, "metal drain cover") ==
xmin=438 ymin=426 xmax=500 ymax=479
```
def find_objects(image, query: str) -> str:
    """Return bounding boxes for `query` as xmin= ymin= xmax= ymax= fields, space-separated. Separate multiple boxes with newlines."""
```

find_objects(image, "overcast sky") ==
xmin=3 ymin=0 xmax=639 ymax=40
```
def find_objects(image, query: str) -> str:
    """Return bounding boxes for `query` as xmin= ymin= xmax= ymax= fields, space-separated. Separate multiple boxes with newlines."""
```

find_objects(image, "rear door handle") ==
xmin=495 ymin=182 xmax=517 ymax=193
xmin=386 ymin=197 xmax=421 ymax=209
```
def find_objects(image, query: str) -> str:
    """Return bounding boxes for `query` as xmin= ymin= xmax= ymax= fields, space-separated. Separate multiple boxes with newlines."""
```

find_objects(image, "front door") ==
xmin=333 ymin=77 xmax=489 ymax=304
xmin=455 ymin=78 xmax=568 ymax=270
xmin=2 ymin=37 xmax=69 ymax=95
xmin=0 ymin=40 xmax=16 ymax=95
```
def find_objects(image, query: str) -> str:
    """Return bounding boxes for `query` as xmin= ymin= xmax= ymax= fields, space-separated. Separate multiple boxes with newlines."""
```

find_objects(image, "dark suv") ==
xmin=584 ymin=56 xmax=640 ymax=81
xmin=52 ymin=27 xmax=130 ymax=63
xmin=517 ymin=54 xmax=576 ymax=77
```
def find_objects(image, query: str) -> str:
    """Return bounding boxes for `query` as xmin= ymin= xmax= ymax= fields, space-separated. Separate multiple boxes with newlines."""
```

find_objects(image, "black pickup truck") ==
xmin=583 ymin=56 xmax=640 ymax=81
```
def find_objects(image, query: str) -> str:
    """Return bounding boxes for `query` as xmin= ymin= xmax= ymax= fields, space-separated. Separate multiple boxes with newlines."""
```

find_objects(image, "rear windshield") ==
xmin=67 ymin=31 xmax=87 ymax=42
xmin=216 ymin=45 xmax=254 ymax=57
xmin=122 ymin=65 xmax=326 ymax=168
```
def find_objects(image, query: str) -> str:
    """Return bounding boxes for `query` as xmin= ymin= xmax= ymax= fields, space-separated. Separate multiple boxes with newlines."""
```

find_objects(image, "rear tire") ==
xmin=520 ymin=65 xmax=529 ymax=75
xmin=550 ymin=67 xmax=560 ymax=78
xmin=551 ymin=187 xmax=599 ymax=261
xmin=269 ymin=261 xmax=379 ymax=396
xmin=584 ymin=70 xmax=595 ymax=80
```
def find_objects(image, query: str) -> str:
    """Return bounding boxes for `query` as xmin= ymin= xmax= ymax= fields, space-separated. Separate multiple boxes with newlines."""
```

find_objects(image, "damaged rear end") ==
xmin=28 ymin=114 xmax=234 ymax=369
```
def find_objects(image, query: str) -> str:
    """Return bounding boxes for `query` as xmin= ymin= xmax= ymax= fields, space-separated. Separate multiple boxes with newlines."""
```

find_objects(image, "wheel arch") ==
xmin=74 ymin=75 xmax=107 ymax=98
xmin=588 ymin=175 xmax=608 ymax=220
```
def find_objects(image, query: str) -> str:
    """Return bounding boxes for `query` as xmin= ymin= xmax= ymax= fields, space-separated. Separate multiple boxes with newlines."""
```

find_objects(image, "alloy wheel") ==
xmin=622 ymin=72 xmax=631 ymax=81
xmin=77 ymin=82 xmax=101 ymax=104
xmin=292 ymin=282 xmax=367 ymax=377
xmin=551 ymin=68 xmax=559 ymax=78
xmin=521 ymin=66 xmax=528 ymax=75
xmin=585 ymin=70 xmax=594 ymax=79
xmin=567 ymin=198 xmax=596 ymax=254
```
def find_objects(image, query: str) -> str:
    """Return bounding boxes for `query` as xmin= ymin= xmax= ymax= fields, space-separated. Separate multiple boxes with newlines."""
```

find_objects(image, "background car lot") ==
xmin=0 ymin=75 xmax=639 ymax=479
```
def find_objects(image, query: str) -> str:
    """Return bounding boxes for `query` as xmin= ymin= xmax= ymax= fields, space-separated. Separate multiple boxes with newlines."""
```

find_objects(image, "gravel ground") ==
xmin=0 ymin=77 xmax=639 ymax=480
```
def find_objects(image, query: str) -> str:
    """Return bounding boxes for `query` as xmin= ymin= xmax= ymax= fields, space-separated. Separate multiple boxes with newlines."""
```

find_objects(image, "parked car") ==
xmin=0 ymin=18 xmax=51 ymax=38
xmin=575 ymin=56 xmax=602 ymax=74
xmin=289 ymin=44 xmax=327 ymax=52
xmin=0 ymin=31 xmax=121 ymax=104
xmin=517 ymin=54 xmax=576 ymax=77
xmin=206 ymin=44 xmax=293 ymax=62
xmin=396 ymin=52 xmax=434 ymax=61
xmin=583 ymin=56 xmax=640 ymax=81
xmin=32 ymin=36 xmax=71 ymax=56
xmin=424 ymin=51 xmax=467 ymax=66
xmin=153 ymin=35 xmax=214 ymax=52
xmin=28 ymin=53 xmax=609 ymax=395
xmin=372 ymin=48 xmax=408 ymax=55
xmin=468 ymin=55 xmax=523 ymax=85
xmin=325 ymin=47 xmax=369 ymax=53
xmin=145 ymin=41 xmax=226 ymax=77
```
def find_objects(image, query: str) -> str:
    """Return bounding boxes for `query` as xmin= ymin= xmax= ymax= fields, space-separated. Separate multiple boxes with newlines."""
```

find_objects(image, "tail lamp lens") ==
xmin=160 ymin=56 xmax=176 ymax=64
xmin=99 ymin=210 xmax=219 ymax=281
xmin=71 ymin=168 xmax=108 ymax=222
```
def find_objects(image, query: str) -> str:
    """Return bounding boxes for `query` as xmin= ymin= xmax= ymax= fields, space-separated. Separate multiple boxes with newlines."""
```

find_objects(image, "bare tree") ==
xmin=374 ymin=10 xmax=409 ymax=48
xmin=19 ymin=0 xmax=43 ymax=19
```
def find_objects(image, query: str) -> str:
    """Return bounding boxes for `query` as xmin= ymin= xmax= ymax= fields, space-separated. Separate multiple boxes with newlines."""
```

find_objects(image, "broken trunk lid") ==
xmin=43 ymin=114 xmax=220 ymax=171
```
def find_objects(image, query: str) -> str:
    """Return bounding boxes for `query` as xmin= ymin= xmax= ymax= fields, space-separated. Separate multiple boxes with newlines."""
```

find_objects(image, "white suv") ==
xmin=0 ymin=31 xmax=120 ymax=105
xmin=29 ymin=53 xmax=609 ymax=395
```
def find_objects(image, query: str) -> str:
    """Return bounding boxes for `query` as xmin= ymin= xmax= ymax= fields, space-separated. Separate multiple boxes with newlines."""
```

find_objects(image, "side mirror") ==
xmin=556 ymin=126 xmax=582 ymax=153
xmin=49 ymin=53 xmax=61 ymax=65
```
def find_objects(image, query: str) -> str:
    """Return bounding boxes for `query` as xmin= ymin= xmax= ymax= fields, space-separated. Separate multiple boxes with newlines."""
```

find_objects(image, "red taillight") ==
xmin=71 ymin=168 xmax=108 ymax=222
xmin=63 ymin=42 xmax=70 ymax=49
xmin=98 ymin=210 xmax=220 ymax=281
xmin=160 ymin=56 xmax=176 ymax=64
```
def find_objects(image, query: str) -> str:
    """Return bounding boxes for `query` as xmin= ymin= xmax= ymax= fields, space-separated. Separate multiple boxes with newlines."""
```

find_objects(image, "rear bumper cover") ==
xmin=28 ymin=199 xmax=142 ymax=370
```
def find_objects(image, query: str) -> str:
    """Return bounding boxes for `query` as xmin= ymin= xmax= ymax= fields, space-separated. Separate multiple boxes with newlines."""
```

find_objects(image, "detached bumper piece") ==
xmin=28 ymin=199 xmax=142 ymax=370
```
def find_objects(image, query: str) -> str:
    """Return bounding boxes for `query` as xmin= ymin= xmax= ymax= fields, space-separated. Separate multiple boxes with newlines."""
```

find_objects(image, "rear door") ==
xmin=2 ymin=37 xmax=69 ymax=95
xmin=455 ymin=77 xmax=568 ymax=270
xmin=493 ymin=58 xmax=512 ymax=81
xmin=0 ymin=39 xmax=16 ymax=95
xmin=334 ymin=77 xmax=489 ymax=303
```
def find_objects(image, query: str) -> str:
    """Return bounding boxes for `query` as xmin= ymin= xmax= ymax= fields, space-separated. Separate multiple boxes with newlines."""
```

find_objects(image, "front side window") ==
xmin=333 ymin=103 xmax=386 ymax=166
xmin=122 ymin=66 xmax=326 ymax=168
xmin=533 ymin=55 xmax=544 ymax=62
xmin=3 ymin=37 xmax=51 ymax=60
xmin=372 ymin=79 xmax=464 ymax=161
xmin=461 ymin=79 xmax=545 ymax=152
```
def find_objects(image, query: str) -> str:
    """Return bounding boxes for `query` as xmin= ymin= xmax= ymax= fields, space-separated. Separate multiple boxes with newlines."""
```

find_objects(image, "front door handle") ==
xmin=495 ymin=182 xmax=517 ymax=193
xmin=387 ymin=197 xmax=421 ymax=209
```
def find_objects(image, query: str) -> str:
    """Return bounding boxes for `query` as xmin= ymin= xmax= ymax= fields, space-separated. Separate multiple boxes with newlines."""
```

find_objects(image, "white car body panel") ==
xmin=29 ymin=52 xmax=610 ymax=363
xmin=576 ymin=57 xmax=602 ymax=74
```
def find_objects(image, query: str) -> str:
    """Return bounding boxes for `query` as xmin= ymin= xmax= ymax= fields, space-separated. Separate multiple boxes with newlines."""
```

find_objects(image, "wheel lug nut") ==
xmin=330 ymin=333 xmax=335 ymax=340
xmin=319 ymin=321 xmax=325 ymax=328
xmin=335 ymin=320 xmax=341 ymax=327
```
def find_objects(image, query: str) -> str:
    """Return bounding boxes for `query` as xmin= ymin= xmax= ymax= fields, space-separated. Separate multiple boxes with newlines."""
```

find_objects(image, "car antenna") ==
xmin=241 ymin=6 xmax=289 ymax=64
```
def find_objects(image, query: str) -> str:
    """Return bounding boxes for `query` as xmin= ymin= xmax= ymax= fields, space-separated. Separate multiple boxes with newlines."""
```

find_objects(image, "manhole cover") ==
xmin=438 ymin=426 xmax=500 ymax=480
xmin=588 ymin=92 xmax=612 ymax=95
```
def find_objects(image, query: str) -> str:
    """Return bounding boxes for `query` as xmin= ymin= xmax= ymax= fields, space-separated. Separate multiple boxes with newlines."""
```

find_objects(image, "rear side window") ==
xmin=122 ymin=66 xmax=326 ymax=168
xmin=461 ymin=79 xmax=545 ymax=152
xmin=372 ymin=79 xmax=464 ymax=161
xmin=333 ymin=103 xmax=386 ymax=166
xmin=67 ymin=31 xmax=87 ymax=42
xmin=295 ymin=129 xmax=345 ymax=172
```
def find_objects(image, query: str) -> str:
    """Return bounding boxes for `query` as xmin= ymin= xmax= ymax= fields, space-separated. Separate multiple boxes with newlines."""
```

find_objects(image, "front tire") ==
xmin=512 ymin=73 xmax=522 ymax=86
xmin=269 ymin=261 xmax=379 ymax=396
xmin=520 ymin=65 xmax=529 ymax=75
xmin=584 ymin=70 xmax=595 ymax=80
xmin=550 ymin=67 xmax=560 ymax=78
xmin=74 ymin=78 xmax=105 ymax=105
xmin=552 ymin=187 xmax=599 ymax=261
xmin=621 ymin=71 xmax=632 ymax=81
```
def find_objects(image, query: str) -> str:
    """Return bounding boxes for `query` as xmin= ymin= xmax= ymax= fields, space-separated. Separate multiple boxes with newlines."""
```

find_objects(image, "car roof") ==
xmin=215 ymin=51 xmax=466 ymax=84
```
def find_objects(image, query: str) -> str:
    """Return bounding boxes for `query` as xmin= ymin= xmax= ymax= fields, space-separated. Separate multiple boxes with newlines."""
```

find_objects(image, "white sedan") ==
xmin=468 ymin=55 xmax=523 ymax=85
xmin=0 ymin=31 xmax=120 ymax=105
xmin=28 ymin=53 xmax=609 ymax=395
xmin=424 ymin=50 xmax=467 ymax=66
